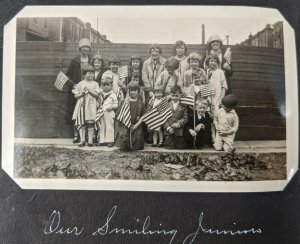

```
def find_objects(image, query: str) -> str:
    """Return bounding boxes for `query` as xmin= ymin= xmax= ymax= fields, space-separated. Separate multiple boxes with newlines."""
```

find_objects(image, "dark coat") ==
xmin=65 ymin=55 xmax=92 ymax=124
xmin=184 ymin=108 xmax=213 ymax=148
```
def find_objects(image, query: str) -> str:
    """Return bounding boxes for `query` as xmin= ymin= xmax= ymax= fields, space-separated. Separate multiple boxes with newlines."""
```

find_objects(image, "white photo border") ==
xmin=2 ymin=5 xmax=298 ymax=192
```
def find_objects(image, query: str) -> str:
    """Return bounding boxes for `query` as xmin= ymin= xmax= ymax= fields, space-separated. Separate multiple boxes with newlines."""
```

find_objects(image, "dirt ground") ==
xmin=14 ymin=144 xmax=286 ymax=181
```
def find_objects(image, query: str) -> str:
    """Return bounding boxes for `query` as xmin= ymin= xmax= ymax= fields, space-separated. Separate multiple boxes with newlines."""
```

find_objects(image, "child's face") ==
xmin=154 ymin=90 xmax=163 ymax=99
xmin=222 ymin=105 xmax=233 ymax=112
xmin=190 ymin=59 xmax=200 ymax=69
xmin=102 ymin=82 xmax=112 ymax=93
xmin=80 ymin=46 xmax=90 ymax=56
xmin=129 ymin=88 xmax=139 ymax=99
xmin=131 ymin=59 xmax=140 ymax=69
xmin=166 ymin=66 xmax=175 ymax=75
xmin=176 ymin=45 xmax=185 ymax=57
xmin=209 ymin=58 xmax=218 ymax=69
xmin=151 ymin=48 xmax=160 ymax=60
xmin=93 ymin=59 xmax=102 ymax=71
xmin=110 ymin=62 xmax=119 ymax=73
xmin=131 ymin=77 xmax=139 ymax=85
xmin=171 ymin=92 xmax=180 ymax=103
xmin=196 ymin=103 xmax=207 ymax=115
xmin=210 ymin=41 xmax=221 ymax=50
xmin=193 ymin=75 xmax=205 ymax=86
xmin=85 ymin=71 xmax=94 ymax=81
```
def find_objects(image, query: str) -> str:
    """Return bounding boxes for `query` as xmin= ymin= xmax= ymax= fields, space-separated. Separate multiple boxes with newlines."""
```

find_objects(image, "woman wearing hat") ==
xmin=66 ymin=38 xmax=93 ymax=143
xmin=204 ymin=34 xmax=233 ymax=93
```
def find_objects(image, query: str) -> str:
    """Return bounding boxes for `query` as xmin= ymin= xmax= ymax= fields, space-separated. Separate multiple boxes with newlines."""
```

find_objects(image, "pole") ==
xmin=59 ymin=18 xmax=63 ymax=42
xmin=193 ymin=81 xmax=196 ymax=149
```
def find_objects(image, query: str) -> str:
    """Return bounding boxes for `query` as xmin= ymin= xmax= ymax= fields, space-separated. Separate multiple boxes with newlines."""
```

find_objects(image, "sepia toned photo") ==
xmin=2 ymin=6 xmax=298 ymax=191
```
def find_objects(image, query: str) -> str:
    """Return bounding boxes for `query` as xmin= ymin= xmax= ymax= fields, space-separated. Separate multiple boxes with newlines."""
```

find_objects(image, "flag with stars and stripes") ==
xmin=118 ymin=65 xmax=128 ymax=79
xmin=54 ymin=71 xmax=70 ymax=91
xmin=74 ymin=97 xmax=85 ymax=130
xmin=142 ymin=98 xmax=172 ymax=130
xmin=199 ymin=84 xmax=215 ymax=98
xmin=117 ymin=98 xmax=131 ymax=128
xmin=180 ymin=86 xmax=194 ymax=106
xmin=94 ymin=107 xmax=104 ymax=130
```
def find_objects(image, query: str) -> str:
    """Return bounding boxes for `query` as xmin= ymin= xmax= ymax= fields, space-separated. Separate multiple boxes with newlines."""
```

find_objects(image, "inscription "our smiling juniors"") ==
xmin=44 ymin=206 xmax=262 ymax=244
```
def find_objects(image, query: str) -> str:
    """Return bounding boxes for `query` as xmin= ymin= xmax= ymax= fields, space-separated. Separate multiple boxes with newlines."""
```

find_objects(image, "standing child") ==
xmin=214 ymin=95 xmax=239 ymax=153
xmin=163 ymin=85 xmax=188 ymax=149
xmin=185 ymin=99 xmax=213 ymax=149
xmin=205 ymin=54 xmax=228 ymax=115
xmin=98 ymin=76 xmax=118 ymax=147
xmin=183 ymin=52 xmax=204 ymax=87
xmin=116 ymin=82 xmax=145 ymax=150
xmin=155 ymin=57 xmax=183 ymax=96
xmin=102 ymin=54 xmax=127 ymax=97
xmin=72 ymin=65 xmax=99 ymax=147
xmin=147 ymin=85 xmax=164 ymax=147
xmin=92 ymin=54 xmax=105 ymax=85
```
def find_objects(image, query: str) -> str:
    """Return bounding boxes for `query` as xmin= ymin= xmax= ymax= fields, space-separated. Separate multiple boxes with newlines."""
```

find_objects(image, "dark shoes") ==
xmin=158 ymin=142 xmax=164 ymax=148
xmin=78 ymin=142 xmax=85 ymax=147
xmin=152 ymin=143 xmax=157 ymax=147
xmin=88 ymin=143 xmax=93 ymax=147
xmin=107 ymin=143 xmax=114 ymax=147
xmin=73 ymin=136 xmax=80 ymax=144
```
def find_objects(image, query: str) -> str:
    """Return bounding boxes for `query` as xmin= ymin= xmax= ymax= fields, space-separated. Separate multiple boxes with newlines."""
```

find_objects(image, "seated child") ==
xmin=72 ymin=65 xmax=99 ymax=147
xmin=98 ymin=76 xmax=118 ymax=147
xmin=163 ymin=85 xmax=188 ymax=149
xmin=147 ymin=85 xmax=164 ymax=147
xmin=214 ymin=94 xmax=239 ymax=153
xmin=155 ymin=57 xmax=183 ymax=95
xmin=185 ymin=99 xmax=213 ymax=149
xmin=115 ymin=82 xmax=145 ymax=150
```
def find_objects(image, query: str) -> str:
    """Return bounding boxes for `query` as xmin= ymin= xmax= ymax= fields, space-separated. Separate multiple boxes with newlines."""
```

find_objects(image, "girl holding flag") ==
xmin=115 ymin=82 xmax=145 ymax=150
xmin=72 ymin=65 xmax=99 ymax=147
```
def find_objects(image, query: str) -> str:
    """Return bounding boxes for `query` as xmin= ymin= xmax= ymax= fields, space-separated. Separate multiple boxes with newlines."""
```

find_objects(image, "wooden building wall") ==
xmin=15 ymin=42 xmax=286 ymax=140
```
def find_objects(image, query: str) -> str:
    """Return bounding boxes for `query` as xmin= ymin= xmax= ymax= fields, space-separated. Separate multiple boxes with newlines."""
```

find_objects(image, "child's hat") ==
xmin=196 ymin=99 xmax=208 ymax=106
xmin=149 ymin=44 xmax=162 ymax=54
xmin=79 ymin=38 xmax=91 ymax=49
xmin=108 ymin=54 xmax=121 ymax=64
xmin=207 ymin=34 xmax=223 ymax=47
xmin=222 ymin=94 xmax=238 ymax=108
xmin=165 ymin=57 xmax=179 ymax=69
xmin=101 ymin=73 xmax=113 ymax=83
xmin=187 ymin=52 xmax=202 ymax=63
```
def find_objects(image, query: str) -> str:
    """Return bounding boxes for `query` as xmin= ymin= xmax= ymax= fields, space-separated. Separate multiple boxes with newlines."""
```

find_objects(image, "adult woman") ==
xmin=65 ymin=38 xmax=93 ymax=143
xmin=204 ymin=34 xmax=233 ymax=93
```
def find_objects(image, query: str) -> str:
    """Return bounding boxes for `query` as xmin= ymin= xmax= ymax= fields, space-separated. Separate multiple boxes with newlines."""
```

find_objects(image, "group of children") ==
xmin=71 ymin=43 xmax=239 ymax=153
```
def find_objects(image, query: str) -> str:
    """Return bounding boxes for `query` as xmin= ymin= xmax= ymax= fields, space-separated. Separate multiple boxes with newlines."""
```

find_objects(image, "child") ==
xmin=102 ymin=54 xmax=127 ymax=96
xmin=163 ymin=85 xmax=188 ymax=149
xmin=173 ymin=40 xmax=190 ymax=76
xmin=92 ymin=54 xmax=105 ymax=85
xmin=214 ymin=94 xmax=239 ymax=153
xmin=185 ymin=99 xmax=213 ymax=148
xmin=155 ymin=57 xmax=183 ymax=95
xmin=72 ymin=65 xmax=99 ymax=147
xmin=115 ymin=82 xmax=145 ymax=150
xmin=205 ymin=54 xmax=228 ymax=115
xmin=183 ymin=52 xmax=204 ymax=87
xmin=128 ymin=54 xmax=143 ymax=86
xmin=147 ymin=85 xmax=164 ymax=147
xmin=130 ymin=72 xmax=145 ymax=104
xmin=98 ymin=76 xmax=118 ymax=147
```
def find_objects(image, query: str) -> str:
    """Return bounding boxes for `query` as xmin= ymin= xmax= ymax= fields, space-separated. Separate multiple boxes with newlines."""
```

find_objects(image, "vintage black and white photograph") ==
xmin=2 ymin=6 xmax=298 ymax=191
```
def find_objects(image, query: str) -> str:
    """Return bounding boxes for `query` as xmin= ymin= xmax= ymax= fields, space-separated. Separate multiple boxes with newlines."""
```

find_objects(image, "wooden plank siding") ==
xmin=15 ymin=42 xmax=286 ymax=140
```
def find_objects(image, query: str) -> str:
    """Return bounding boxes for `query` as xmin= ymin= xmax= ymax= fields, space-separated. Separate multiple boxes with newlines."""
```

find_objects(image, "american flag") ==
xmin=94 ymin=107 xmax=104 ymax=130
xmin=117 ymin=98 xmax=131 ymax=128
xmin=116 ymin=87 xmax=123 ymax=100
xmin=54 ymin=71 xmax=70 ymax=91
xmin=142 ymin=98 xmax=172 ymax=130
xmin=199 ymin=84 xmax=215 ymax=98
xmin=74 ymin=97 xmax=85 ymax=130
xmin=180 ymin=86 xmax=194 ymax=106
xmin=118 ymin=65 xmax=128 ymax=79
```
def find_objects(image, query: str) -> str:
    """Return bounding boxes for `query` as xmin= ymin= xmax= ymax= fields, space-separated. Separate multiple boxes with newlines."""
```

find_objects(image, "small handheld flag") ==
xmin=117 ymin=98 xmax=132 ymax=128
xmin=118 ymin=65 xmax=128 ymax=79
xmin=54 ymin=71 xmax=72 ymax=91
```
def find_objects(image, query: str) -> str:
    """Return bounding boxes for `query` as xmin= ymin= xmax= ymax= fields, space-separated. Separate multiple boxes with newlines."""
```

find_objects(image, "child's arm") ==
xmin=173 ymin=107 xmax=188 ymax=128
xmin=106 ymin=94 xmax=118 ymax=112
xmin=222 ymin=112 xmax=239 ymax=135
xmin=220 ymin=70 xmax=228 ymax=98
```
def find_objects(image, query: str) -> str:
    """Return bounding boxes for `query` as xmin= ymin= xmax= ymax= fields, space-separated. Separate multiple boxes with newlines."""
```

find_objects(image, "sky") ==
xmin=18 ymin=6 xmax=285 ymax=45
